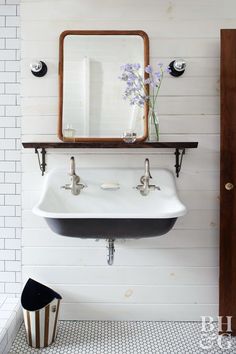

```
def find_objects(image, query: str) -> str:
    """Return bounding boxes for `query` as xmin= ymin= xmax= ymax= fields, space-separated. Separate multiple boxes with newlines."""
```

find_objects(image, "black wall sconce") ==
xmin=30 ymin=61 xmax=47 ymax=77
xmin=169 ymin=59 xmax=186 ymax=77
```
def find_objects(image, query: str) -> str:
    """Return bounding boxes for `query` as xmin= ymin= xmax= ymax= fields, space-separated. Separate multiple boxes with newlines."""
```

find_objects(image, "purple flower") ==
xmin=130 ymin=98 xmax=135 ymax=105
xmin=165 ymin=66 xmax=171 ymax=73
xmin=136 ymin=81 xmax=142 ymax=90
xmin=133 ymin=63 xmax=141 ymax=70
xmin=138 ymin=98 xmax=145 ymax=106
xmin=154 ymin=72 xmax=162 ymax=79
xmin=119 ymin=61 xmax=166 ymax=108
xmin=118 ymin=73 xmax=129 ymax=81
xmin=127 ymin=72 xmax=136 ymax=81
xmin=121 ymin=63 xmax=133 ymax=72
xmin=145 ymin=65 xmax=153 ymax=74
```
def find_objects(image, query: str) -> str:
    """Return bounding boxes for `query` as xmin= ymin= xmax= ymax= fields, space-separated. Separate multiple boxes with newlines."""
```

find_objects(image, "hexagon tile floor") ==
xmin=9 ymin=321 xmax=236 ymax=354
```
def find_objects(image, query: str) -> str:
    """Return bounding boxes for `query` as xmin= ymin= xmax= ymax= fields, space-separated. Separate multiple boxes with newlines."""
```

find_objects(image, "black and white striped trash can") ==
xmin=21 ymin=278 xmax=62 ymax=349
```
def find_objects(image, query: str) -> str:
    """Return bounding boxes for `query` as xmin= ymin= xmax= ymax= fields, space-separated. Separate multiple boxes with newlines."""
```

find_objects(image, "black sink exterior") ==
xmin=45 ymin=218 xmax=177 ymax=238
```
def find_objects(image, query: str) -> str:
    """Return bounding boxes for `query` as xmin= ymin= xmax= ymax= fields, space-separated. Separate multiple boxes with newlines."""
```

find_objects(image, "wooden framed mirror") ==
xmin=58 ymin=30 xmax=149 ymax=142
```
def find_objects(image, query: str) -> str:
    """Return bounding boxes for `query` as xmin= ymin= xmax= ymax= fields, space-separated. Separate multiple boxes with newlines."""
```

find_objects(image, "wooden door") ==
xmin=220 ymin=29 xmax=236 ymax=335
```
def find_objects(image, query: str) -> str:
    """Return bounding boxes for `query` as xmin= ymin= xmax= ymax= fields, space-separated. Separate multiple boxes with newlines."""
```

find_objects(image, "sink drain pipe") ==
xmin=107 ymin=239 xmax=115 ymax=265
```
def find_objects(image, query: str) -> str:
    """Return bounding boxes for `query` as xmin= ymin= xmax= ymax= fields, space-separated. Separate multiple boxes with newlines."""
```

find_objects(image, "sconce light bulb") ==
xmin=30 ymin=60 xmax=47 ymax=77
xmin=173 ymin=59 xmax=186 ymax=72
xmin=169 ymin=58 xmax=186 ymax=77
xmin=30 ymin=61 xmax=43 ymax=73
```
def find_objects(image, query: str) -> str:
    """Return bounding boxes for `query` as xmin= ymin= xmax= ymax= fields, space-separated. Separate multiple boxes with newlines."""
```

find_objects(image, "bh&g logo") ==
xmin=200 ymin=316 xmax=232 ymax=350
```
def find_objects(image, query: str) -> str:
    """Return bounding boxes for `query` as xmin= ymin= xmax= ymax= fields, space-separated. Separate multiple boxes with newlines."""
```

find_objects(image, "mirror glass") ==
xmin=60 ymin=32 xmax=148 ymax=141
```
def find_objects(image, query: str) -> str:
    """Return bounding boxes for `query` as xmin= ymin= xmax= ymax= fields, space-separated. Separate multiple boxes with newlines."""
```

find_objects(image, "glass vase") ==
xmin=148 ymin=108 xmax=159 ymax=142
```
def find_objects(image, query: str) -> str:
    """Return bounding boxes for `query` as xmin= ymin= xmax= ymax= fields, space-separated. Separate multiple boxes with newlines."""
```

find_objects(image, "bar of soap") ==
xmin=100 ymin=182 xmax=120 ymax=190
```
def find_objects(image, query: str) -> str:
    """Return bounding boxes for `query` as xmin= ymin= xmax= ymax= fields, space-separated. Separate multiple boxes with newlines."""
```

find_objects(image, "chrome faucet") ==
xmin=61 ymin=156 xmax=87 ymax=195
xmin=135 ymin=158 xmax=160 ymax=196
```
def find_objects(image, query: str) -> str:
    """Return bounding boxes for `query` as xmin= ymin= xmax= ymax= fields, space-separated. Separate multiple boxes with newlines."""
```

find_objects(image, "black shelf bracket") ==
xmin=175 ymin=148 xmax=185 ymax=177
xmin=35 ymin=148 xmax=46 ymax=176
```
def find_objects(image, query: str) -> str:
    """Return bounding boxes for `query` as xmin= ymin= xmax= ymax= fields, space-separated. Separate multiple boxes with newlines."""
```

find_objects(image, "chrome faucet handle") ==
xmin=135 ymin=184 xmax=160 ymax=191
xmin=73 ymin=182 xmax=87 ymax=195
xmin=78 ymin=182 xmax=87 ymax=190
xmin=61 ymin=182 xmax=87 ymax=194
xmin=61 ymin=184 xmax=71 ymax=190
xmin=150 ymin=184 xmax=161 ymax=191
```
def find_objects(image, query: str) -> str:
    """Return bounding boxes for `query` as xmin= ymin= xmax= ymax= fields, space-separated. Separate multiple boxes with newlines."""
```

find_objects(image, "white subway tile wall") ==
xmin=0 ymin=0 xmax=21 ymax=296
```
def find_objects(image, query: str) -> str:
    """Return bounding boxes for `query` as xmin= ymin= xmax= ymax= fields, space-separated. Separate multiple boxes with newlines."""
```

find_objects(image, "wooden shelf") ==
xmin=22 ymin=141 xmax=198 ymax=149
xmin=22 ymin=141 xmax=198 ymax=177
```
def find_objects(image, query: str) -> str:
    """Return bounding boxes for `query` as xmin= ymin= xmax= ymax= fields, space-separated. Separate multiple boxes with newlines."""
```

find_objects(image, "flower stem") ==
xmin=151 ymin=110 xmax=159 ymax=141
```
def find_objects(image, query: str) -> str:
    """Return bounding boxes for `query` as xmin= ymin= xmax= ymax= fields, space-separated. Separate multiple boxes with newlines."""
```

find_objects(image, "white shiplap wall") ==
xmin=21 ymin=0 xmax=230 ymax=320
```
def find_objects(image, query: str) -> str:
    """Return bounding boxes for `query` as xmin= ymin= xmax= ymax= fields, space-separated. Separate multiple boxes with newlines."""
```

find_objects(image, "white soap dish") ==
xmin=100 ymin=182 xmax=120 ymax=190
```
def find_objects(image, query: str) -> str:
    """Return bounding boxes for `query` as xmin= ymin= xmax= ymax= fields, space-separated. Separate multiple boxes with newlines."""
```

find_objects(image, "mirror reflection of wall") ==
xmin=63 ymin=35 xmax=145 ymax=139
